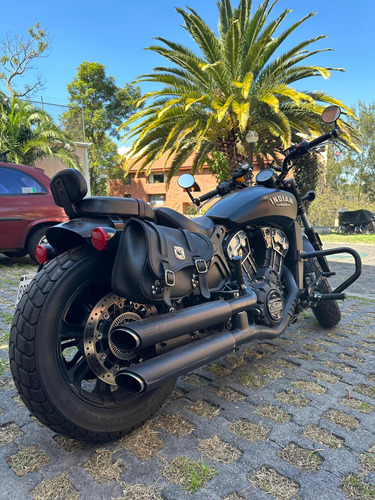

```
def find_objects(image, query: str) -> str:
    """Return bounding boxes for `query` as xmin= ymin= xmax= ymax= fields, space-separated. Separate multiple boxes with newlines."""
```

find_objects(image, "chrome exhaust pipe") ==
xmin=115 ymin=269 xmax=298 ymax=394
xmin=111 ymin=291 xmax=257 ymax=352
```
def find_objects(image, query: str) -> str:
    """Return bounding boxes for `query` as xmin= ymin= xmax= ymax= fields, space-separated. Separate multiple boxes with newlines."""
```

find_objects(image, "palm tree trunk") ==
xmin=215 ymin=130 xmax=238 ymax=173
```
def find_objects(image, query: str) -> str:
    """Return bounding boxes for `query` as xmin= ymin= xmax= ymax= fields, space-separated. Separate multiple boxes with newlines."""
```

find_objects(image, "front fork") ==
xmin=283 ymin=178 xmax=329 ymax=271
xmin=282 ymin=179 xmax=362 ymax=301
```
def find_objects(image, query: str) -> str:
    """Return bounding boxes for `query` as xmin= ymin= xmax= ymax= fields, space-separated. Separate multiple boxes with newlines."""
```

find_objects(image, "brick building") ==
xmin=109 ymin=152 xmax=260 ymax=214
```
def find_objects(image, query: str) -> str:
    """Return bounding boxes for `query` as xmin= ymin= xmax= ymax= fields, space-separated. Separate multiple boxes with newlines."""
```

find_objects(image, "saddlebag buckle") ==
xmin=165 ymin=270 xmax=175 ymax=287
xmin=195 ymin=259 xmax=208 ymax=274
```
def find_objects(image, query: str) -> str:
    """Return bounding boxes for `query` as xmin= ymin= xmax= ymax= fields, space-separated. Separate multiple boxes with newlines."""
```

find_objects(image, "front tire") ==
xmin=304 ymin=258 xmax=341 ymax=328
xmin=9 ymin=246 xmax=175 ymax=441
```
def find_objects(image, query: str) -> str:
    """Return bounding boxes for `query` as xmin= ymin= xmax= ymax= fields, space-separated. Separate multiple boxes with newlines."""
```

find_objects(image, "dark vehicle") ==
xmin=9 ymin=106 xmax=362 ymax=441
xmin=339 ymin=209 xmax=375 ymax=234
xmin=0 ymin=159 xmax=67 ymax=262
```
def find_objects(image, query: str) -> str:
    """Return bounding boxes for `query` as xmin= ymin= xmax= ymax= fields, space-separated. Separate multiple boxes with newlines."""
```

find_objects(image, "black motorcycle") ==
xmin=9 ymin=106 xmax=362 ymax=441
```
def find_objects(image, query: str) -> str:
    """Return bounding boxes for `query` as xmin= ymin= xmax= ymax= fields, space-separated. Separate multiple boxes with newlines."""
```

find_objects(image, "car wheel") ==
xmin=27 ymin=226 xmax=50 ymax=263
xmin=3 ymin=250 xmax=27 ymax=258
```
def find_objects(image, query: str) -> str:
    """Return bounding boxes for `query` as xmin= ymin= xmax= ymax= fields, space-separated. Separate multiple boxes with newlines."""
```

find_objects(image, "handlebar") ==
xmin=306 ymin=128 xmax=338 ymax=150
xmin=280 ymin=127 xmax=339 ymax=180
xmin=198 ymin=187 xmax=219 ymax=203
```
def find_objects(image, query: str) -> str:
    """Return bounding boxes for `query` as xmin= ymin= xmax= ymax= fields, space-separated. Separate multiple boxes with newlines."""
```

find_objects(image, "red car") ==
xmin=0 ymin=161 xmax=67 ymax=262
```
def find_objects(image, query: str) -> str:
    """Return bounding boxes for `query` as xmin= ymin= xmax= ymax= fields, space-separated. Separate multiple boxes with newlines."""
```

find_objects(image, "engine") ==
xmin=225 ymin=227 xmax=289 ymax=326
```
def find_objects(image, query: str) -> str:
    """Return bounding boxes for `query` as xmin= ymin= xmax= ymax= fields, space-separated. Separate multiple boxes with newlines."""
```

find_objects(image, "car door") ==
xmin=0 ymin=165 xmax=49 ymax=252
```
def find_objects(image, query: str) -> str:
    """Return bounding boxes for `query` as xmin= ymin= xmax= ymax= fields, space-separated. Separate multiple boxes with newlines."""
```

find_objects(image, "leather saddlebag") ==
xmin=111 ymin=218 xmax=214 ymax=306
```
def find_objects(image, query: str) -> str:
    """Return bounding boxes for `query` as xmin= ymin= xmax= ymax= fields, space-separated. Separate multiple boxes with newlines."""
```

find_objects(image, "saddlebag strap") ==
xmin=182 ymin=229 xmax=210 ymax=300
xmin=157 ymin=227 xmax=174 ymax=307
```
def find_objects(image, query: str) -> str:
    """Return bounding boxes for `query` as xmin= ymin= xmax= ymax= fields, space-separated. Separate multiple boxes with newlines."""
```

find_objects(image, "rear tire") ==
xmin=9 ymin=246 xmax=175 ymax=441
xmin=304 ymin=258 xmax=341 ymax=328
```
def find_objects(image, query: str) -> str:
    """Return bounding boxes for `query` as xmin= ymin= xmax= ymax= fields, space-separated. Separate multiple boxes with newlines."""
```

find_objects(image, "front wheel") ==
xmin=304 ymin=258 xmax=341 ymax=328
xmin=9 ymin=246 xmax=175 ymax=441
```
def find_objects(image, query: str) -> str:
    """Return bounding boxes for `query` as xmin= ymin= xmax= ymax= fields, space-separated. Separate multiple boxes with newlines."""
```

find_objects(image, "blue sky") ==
xmin=2 ymin=0 xmax=373 ymax=118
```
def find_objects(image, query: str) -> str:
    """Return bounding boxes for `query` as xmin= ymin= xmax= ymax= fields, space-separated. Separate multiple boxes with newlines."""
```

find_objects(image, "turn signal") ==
xmin=91 ymin=227 xmax=117 ymax=251
xmin=35 ymin=244 xmax=57 ymax=264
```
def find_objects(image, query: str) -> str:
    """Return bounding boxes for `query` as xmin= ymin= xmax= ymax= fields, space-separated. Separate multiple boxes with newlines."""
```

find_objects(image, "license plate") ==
xmin=15 ymin=274 xmax=36 ymax=308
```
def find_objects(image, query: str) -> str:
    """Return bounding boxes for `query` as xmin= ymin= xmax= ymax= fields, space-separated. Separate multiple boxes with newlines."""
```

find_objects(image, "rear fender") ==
xmin=46 ymin=217 xmax=118 ymax=251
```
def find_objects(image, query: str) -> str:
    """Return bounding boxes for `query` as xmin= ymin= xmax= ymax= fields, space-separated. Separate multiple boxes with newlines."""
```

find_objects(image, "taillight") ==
xmin=35 ymin=244 xmax=57 ymax=264
xmin=35 ymin=245 xmax=48 ymax=264
xmin=91 ymin=227 xmax=117 ymax=251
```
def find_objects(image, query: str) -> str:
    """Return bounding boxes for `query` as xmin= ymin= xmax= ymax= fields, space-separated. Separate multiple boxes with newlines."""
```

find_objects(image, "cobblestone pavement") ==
xmin=0 ymin=244 xmax=375 ymax=500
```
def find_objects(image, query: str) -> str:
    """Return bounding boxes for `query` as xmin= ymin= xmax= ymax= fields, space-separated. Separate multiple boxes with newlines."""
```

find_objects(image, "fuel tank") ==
xmin=206 ymin=185 xmax=297 ymax=228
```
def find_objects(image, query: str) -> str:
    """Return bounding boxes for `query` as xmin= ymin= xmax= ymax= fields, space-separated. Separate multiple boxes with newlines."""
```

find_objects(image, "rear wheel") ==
xmin=304 ymin=258 xmax=341 ymax=328
xmin=9 ymin=246 xmax=175 ymax=441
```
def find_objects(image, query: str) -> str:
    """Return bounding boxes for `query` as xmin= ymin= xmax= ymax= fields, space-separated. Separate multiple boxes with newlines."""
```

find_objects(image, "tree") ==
xmin=122 ymin=0 xmax=357 ymax=181
xmin=338 ymin=101 xmax=375 ymax=202
xmin=61 ymin=62 xmax=141 ymax=195
xmin=0 ymin=98 xmax=80 ymax=168
xmin=0 ymin=23 xmax=50 ymax=99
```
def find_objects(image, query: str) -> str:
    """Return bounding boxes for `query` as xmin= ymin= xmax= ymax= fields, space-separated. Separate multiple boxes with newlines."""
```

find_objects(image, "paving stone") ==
xmin=1 ymin=251 xmax=375 ymax=499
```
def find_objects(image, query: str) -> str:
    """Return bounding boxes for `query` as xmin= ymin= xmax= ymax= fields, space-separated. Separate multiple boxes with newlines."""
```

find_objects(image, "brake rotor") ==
xmin=83 ymin=293 xmax=156 ymax=385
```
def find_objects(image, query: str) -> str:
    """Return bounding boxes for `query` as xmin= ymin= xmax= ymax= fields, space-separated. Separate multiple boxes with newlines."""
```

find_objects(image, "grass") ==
xmin=115 ymin=422 xmax=164 ymax=460
xmin=240 ymin=372 xmax=268 ymax=389
xmin=0 ymin=312 xmax=13 ymax=324
xmin=340 ymin=396 xmax=374 ymax=414
xmin=31 ymin=474 xmax=80 ymax=500
xmin=190 ymin=400 xmax=221 ymax=419
xmin=360 ymin=445 xmax=375 ymax=473
xmin=303 ymin=424 xmax=344 ymax=449
xmin=215 ymin=386 xmax=247 ymax=403
xmin=278 ymin=443 xmax=323 ymax=473
xmin=254 ymin=405 xmax=291 ymax=423
xmin=153 ymin=414 xmax=195 ymax=438
xmin=198 ymin=436 xmax=242 ymax=464
xmin=0 ymin=422 xmax=24 ymax=445
xmin=228 ymin=419 xmax=269 ymax=442
xmin=163 ymin=456 xmax=217 ymax=493
xmin=320 ymin=233 xmax=375 ymax=244
xmin=342 ymin=473 xmax=375 ymax=499
xmin=276 ymin=389 xmax=310 ymax=408
xmin=323 ymin=409 xmax=359 ymax=430
xmin=114 ymin=484 xmax=163 ymax=500
xmin=6 ymin=445 xmax=50 ymax=476
xmin=292 ymin=380 xmax=326 ymax=395
xmin=250 ymin=465 xmax=300 ymax=499
xmin=0 ymin=358 xmax=9 ymax=376
xmin=83 ymin=450 xmax=125 ymax=483
xmin=355 ymin=384 xmax=375 ymax=400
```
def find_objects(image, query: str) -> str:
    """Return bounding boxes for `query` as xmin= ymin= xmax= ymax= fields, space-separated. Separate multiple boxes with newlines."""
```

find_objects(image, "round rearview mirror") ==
xmin=177 ymin=173 xmax=195 ymax=189
xmin=321 ymin=105 xmax=341 ymax=124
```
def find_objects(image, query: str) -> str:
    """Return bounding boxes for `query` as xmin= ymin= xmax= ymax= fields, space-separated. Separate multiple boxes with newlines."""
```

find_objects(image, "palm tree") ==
xmin=0 ymin=98 xmax=79 ymax=168
xmin=122 ymin=0 xmax=358 ymax=179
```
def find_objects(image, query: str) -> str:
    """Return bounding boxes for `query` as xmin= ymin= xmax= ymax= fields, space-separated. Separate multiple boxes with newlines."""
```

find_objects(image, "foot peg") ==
xmin=313 ymin=292 xmax=346 ymax=301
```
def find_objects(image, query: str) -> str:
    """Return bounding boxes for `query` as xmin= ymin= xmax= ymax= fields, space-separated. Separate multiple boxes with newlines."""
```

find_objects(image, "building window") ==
xmin=147 ymin=172 xmax=165 ymax=184
xmin=148 ymin=194 xmax=166 ymax=206
xmin=123 ymin=194 xmax=132 ymax=198
xmin=123 ymin=174 xmax=131 ymax=185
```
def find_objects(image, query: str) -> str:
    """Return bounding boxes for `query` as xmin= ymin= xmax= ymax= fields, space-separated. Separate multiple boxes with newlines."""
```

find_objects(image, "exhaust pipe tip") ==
xmin=110 ymin=327 xmax=141 ymax=351
xmin=115 ymin=371 xmax=146 ymax=394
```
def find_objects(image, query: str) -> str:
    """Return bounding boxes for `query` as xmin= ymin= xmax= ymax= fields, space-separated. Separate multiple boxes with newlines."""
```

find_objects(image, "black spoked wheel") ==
xmin=9 ymin=246 xmax=175 ymax=441
xmin=304 ymin=258 xmax=341 ymax=329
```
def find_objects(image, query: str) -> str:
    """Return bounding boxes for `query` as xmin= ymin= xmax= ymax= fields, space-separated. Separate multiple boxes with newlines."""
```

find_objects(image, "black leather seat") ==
xmin=77 ymin=197 xmax=156 ymax=221
xmin=50 ymin=169 xmax=156 ymax=221
xmin=155 ymin=207 xmax=215 ymax=238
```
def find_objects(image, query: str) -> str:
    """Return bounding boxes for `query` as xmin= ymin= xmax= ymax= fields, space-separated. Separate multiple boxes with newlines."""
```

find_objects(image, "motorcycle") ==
xmin=9 ymin=105 xmax=362 ymax=441
xmin=339 ymin=209 xmax=375 ymax=235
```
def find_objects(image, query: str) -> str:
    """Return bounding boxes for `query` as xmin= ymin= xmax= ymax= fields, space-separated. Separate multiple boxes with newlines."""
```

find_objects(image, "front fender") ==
xmin=46 ymin=217 xmax=115 ymax=251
